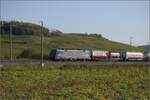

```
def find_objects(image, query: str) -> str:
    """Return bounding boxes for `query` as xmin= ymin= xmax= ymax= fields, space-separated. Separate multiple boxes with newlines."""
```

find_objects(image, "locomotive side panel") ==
xmin=55 ymin=49 xmax=91 ymax=61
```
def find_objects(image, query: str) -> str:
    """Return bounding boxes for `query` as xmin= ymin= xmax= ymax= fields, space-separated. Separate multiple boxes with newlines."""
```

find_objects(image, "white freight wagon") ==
xmin=110 ymin=52 xmax=121 ymax=61
xmin=122 ymin=52 xmax=144 ymax=61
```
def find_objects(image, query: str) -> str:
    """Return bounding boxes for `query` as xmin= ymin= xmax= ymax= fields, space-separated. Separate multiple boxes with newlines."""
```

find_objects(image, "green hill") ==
xmin=1 ymin=34 xmax=143 ymax=59
xmin=0 ymin=21 xmax=143 ymax=59
xmin=138 ymin=45 xmax=150 ymax=52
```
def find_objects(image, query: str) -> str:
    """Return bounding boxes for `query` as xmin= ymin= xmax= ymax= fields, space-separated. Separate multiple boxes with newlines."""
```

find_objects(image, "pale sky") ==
xmin=1 ymin=1 xmax=149 ymax=46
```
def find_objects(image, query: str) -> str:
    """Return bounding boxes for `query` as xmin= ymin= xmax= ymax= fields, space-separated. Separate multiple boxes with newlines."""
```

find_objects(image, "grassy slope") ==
xmin=1 ymin=34 xmax=143 ymax=59
xmin=0 ymin=64 xmax=149 ymax=99
xmin=138 ymin=45 xmax=150 ymax=52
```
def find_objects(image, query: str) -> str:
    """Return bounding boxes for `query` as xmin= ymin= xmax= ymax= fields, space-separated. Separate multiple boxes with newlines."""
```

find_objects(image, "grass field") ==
xmin=0 ymin=63 xmax=149 ymax=99
xmin=1 ymin=34 xmax=143 ymax=59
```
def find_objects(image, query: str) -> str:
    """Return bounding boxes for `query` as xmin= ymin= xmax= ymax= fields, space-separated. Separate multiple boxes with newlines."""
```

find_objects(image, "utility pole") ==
xmin=130 ymin=37 xmax=133 ymax=46
xmin=149 ymin=25 xmax=150 ymax=62
xmin=10 ymin=22 xmax=13 ymax=61
xmin=0 ymin=21 xmax=2 ymax=67
xmin=0 ymin=0 xmax=1 ymax=67
xmin=41 ymin=21 xmax=44 ymax=67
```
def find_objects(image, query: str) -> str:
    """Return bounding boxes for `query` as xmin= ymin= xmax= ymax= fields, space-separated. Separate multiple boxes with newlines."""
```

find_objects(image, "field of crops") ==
xmin=0 ymin=63 xmax=149 ymax=99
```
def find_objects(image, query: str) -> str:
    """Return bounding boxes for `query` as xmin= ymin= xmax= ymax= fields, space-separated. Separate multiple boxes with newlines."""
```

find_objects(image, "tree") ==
xmin=49 ymin=29 xmax=63 ymax=36
xmin=0 ymin=20 xmax=50 ymax=35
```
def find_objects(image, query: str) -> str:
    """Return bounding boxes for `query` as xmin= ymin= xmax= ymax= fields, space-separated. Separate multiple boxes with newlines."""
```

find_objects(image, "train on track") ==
xmin=49 ymin=48 xmax=150 ymax=61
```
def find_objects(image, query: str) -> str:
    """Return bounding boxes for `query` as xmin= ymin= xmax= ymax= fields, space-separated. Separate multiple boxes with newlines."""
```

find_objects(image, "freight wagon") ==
xmin=121 ymin=52 xmax=144 ymax=61
xmin=91 ymin=50 xmax=110 ymax=61
xmin=144 ymin=52 xmax=150 ymax=61
xmin=110 ymin=52 xmax=121 ymax=61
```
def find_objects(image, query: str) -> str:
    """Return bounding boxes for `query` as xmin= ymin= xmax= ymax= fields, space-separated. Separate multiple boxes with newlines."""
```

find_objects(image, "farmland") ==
xmin=0 ymin=63 xmax=149 ymax=99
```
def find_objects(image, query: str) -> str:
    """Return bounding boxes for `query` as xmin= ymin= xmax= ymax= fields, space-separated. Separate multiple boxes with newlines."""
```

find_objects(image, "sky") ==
xmin=0 ymin=1 xmax=149 ymax=46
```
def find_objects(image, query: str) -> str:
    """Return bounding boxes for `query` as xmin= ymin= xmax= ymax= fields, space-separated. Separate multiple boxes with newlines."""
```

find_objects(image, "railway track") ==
xmin=0 ymin=59 xmax=149 ymax=66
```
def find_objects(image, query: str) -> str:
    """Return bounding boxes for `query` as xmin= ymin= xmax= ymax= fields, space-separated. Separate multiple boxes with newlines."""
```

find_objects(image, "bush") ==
xmin=18 ymin=49 xmax=49 ymax=59
xmin=48 ymin=29 xmax=63 ymax=37
xmin=18 ymin=49 xmax=35 ymax=58
xmin=31 ymin=53 xmax=41 ymax=59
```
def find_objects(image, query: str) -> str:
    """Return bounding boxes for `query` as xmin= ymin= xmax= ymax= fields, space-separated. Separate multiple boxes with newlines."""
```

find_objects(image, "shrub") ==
xmin=18 ymin=49 xmax=35 ymax=58
xmin=48 ymin=29 xmax=63 ymax=37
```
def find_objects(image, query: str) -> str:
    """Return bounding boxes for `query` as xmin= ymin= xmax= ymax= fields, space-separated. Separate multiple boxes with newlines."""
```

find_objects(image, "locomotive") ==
xmin=49 ymin=49 xmax=91 ymax=61
xmin=49 ymin=48 xmax=149 ymax=61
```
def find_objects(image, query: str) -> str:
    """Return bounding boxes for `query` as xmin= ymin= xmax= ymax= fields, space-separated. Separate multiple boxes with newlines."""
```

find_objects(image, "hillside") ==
xmin=1 ymin=34 xmax=143 ymax=59
xmin=1 ymin=21 xmax=62 ymax=36
xmin=138 ymin=45 xmax=150 ymax=52
xmin=0 ymin=20 xmax=143 ymax=59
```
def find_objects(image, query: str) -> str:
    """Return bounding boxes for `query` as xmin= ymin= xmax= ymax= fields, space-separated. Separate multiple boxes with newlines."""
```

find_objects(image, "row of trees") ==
xmin=1 ymin=21 xmax=104 ymax=38
xmin=0 ymin=21 xmax=63 ymax=36
xmin=69 ymin=33 xmax=103 ymax=38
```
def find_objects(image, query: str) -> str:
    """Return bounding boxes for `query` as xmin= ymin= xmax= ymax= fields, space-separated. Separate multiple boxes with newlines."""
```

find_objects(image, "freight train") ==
xmin=49 ymin=48 xmax=150 ymax=61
